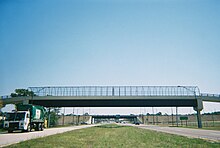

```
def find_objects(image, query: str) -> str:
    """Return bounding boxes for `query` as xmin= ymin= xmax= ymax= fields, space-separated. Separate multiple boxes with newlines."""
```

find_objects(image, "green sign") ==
xmin=180 ymin=117 xmax=188 ymax=120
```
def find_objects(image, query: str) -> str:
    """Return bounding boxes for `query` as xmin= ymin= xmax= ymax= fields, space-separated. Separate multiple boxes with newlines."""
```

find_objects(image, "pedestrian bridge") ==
xmin=1 ymin=86 xmax=219 ymax=108
xmin=1 ymin=86 xmax=219 ymax=128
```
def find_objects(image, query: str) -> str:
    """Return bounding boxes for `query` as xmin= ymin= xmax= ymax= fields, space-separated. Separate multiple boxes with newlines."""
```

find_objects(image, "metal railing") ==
xmin=2 ymin=86 xmax=219 ymax=99
xmin=0 ymin=95 xmax=11 ymax=99
xmin=28 ymin=86 xmax=200 ymax=97
xmin=201 ymin=93 xmax=220 ymax=98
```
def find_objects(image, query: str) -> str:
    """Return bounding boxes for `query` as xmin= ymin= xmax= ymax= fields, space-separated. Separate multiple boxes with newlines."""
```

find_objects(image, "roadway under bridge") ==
xmin=1 ymin=86 xmax=220 ymax=128
xmin=91 ymin=115 xmax=139 ymax=124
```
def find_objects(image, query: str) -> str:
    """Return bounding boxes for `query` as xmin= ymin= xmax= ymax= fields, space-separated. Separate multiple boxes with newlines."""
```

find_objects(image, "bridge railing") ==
xmin=1 ymin=95 xmax=11 ymax=99
xmin=28 ymin=86 xmax=200 ymax=97
xmin=201 ymin=93 xmax=220 ymax=98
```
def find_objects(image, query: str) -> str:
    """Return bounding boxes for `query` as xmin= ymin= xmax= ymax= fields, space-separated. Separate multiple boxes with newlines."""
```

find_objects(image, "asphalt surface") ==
xmin=0 ymin=124 xmax=99 ymax=147
xmin=135 ymin=124 xmax=220 ymax=142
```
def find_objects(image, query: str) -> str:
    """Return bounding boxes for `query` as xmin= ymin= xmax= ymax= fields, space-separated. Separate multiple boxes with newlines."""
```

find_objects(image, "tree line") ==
xmin=10 ymin=89 xmax=35 ymax=97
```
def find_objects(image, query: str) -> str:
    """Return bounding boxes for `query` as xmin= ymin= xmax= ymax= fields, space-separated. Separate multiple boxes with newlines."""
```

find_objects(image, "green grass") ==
xmin=49 ymin=124 xmax=74 ymax=128
xmin=176 ymin=121 xmax=220 ymax=131
xmin=5 ymin=124 xmax=220 ymax=148
xmin=186 ymin=121 xmax=220 ymax=128
xmin=202 ymin=126 xmax=220 ymax=130
xmin=177 ymin=126 xmax=220 ymax=131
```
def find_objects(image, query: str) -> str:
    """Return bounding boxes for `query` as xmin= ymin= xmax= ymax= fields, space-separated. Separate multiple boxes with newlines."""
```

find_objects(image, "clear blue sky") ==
xmin=1 ymin=0 xmax=220 ymax=114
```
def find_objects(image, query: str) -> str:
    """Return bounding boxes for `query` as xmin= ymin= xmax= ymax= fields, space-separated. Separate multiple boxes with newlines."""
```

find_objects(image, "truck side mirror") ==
xmin=26 ymin=113 xmax=30 ymax=118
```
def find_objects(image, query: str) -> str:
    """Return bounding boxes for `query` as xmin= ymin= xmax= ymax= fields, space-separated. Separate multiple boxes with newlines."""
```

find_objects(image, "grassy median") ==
xmin=177 ymin=126 xmax=220 ymax=131
xmin=6 ymin=124 xmax=220 ymax=148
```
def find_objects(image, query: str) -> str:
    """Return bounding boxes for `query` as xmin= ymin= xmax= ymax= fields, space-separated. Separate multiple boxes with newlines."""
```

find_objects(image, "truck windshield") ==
xmin=5 ymin=113 xmax=25 ymax=121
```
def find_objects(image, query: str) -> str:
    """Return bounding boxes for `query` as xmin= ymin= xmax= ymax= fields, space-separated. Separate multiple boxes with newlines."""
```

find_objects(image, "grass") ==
xmin=177 ymin=126 xmax=220 ymax=131
xmin=49 ymin=124 xmax=75 ymax=128
xmin=175 ymin=121 xmax=220 ymax=131
xmin=186 ymin=121 xmax=220 ymax=128
xmin=201 ymin=126 xmax=220 ymax=130
xmin=5 ymin=124 xmax=220 ymax=148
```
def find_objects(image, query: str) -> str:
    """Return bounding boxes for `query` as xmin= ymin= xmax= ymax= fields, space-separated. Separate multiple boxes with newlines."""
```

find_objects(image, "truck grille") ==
xmin=9 ymin=122 xmax=19 ymax=129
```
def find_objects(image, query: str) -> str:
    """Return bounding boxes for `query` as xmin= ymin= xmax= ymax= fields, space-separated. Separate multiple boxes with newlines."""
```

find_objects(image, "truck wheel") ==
xmin=27 ymin=124 xmax=31 ymax=132
xmin=36 ymin=123 xmax=40 ymax=131
xmin=40 ymin=123 xmax=44 ymax=131
xmin=8 ymin=129 xmax=13 ymax=133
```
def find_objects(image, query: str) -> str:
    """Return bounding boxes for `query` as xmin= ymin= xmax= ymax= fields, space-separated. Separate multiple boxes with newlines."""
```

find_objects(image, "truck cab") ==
xmin=4 ymin=111 xmax=31 ymax=133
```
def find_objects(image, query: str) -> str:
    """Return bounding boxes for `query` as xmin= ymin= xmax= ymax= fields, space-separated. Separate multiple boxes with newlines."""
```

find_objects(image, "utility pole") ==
xmin=77 ymin=108 xmax=79 ymax=125
xmin=62 ymin=107 xmax=65 ymax=126
xmin=152 ymin=107 xmax=155 ymax=125
xmin=48 ymin=108 xmax=51 ymax=128
xmin=83 ymin=108 xmax=85 ymax=123
xmin=156 ymin=108 xmax=158 ymax=125
xmin=176 ymin=107 xmax=178 ymax=127
xmin=212 ymin=110 xmax=215 ymax=127
xmin=72 ymin=107 xmax=74 ymax=125
xmin=171 ymin=107 xmax=174 ymax=126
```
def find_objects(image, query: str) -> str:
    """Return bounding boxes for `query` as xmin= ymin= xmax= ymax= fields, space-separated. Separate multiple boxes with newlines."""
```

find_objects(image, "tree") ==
xmin=156 ymin=112 xmax=162 ymax=115
xmin=84 ymin=112 xmax=89 ymax=116
xmin=11 ymin=89 xmax=35 ymax=97
xmin=48 ymin=107 xmax=61 ymax=127
xmin=0 ymin=100 xmax=3 ymax=113
xmin=0 ymin=100 xmax=3 ymax=108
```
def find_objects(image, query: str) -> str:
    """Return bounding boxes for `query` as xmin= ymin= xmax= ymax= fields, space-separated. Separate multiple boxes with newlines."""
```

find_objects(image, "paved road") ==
xmin=135 ymin=125 xmax=220 ymax=142
xmin=0 ymin=124 xmax=99 ymax=147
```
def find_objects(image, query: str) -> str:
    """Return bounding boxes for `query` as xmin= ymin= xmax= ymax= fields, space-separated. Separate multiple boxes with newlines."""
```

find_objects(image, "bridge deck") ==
xmin=1 ymin=86 xmax=219 ymax=107
xmin=2 ymin=96 xmax=198 ymax=107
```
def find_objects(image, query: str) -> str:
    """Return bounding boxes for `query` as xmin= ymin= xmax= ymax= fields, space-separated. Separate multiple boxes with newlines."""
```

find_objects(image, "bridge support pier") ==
xmin=194 ymin=98 xmax=203 ymax=128
xmin=196 ymin=109 xmax=202 ymax=128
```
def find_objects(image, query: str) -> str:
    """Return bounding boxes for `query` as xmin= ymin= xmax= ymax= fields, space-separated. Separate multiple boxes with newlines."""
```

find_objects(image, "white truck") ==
xmin=3 ymin=104 xmax=46 ymax=133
